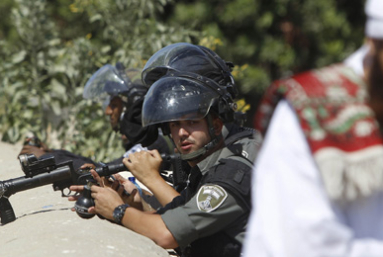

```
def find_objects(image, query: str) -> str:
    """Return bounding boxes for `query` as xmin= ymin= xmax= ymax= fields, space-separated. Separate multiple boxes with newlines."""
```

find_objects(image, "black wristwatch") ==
xmin=113 ymin=204 xmax=129 ymax=224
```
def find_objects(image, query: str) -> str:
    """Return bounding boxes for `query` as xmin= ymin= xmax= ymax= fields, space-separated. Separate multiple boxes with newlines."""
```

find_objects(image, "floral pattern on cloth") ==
xmin=254 ymin=64 xmax=383 ymax=202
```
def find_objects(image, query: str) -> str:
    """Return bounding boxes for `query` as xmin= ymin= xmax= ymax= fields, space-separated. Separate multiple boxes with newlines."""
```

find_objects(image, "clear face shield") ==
xmin=83 ymin=64 xmax=132 ymax=110
xmin=141 ymin=76 xmax=220 ymax=128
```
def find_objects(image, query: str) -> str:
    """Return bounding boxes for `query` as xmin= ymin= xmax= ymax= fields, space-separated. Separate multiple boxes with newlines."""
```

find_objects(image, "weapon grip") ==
xmin=0 ymin=197 xmax=16 ymax=225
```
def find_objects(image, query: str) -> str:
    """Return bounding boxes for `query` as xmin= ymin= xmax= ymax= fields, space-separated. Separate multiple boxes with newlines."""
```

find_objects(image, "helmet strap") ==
xmin=114 ymin=106 xmax=126 ymax=132
xmin=180 ymin=134 xmax=222 ymax=161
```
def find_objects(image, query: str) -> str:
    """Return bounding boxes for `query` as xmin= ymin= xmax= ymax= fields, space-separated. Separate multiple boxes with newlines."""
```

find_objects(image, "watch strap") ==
xmin=113 ymin=204 xmax=129 ymax=224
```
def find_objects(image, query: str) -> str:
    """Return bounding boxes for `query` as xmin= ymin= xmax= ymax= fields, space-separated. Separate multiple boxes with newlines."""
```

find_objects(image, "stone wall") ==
xmin=0 ymin=141 xmax=171 ymax=257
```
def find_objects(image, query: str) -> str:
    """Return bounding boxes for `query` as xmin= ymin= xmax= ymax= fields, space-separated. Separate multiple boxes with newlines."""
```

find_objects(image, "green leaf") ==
xmin=50 ymin=101 xmax=61 ymax=116
xmin=51 ymin=78 xmax=66 ymax=96
xmin=90 ymin=13 xmax=102 ymax=23
xmin=12 ymin=50 xmax=26 ymax=64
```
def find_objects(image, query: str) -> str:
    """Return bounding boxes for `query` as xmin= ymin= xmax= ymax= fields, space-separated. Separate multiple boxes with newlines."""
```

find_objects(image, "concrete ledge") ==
xmin=0 ymin=141 xmax=170 ymax=257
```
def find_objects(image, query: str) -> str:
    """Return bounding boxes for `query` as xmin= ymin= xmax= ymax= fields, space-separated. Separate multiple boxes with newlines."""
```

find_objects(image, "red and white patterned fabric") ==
xmin=254 ymin=64 xmax=383 ymax=201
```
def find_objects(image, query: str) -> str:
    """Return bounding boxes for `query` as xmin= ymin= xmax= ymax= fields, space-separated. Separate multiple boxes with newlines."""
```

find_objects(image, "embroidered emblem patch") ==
xmin=196 ymin=185 xmax=228 ymax=212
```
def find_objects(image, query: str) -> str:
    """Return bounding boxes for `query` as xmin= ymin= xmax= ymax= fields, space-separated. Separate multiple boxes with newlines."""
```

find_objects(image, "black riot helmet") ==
xmin=83 ymin=63 xmax=147 ymax=110
xmin=142 ymin=73 xmax=237 ymax=127
xmin=142 ymin=70 xmax=237 ymax=161
xmin=142 ymin=42 xmax=237 ymax=99
xmin=142 ymin=42 xmax=238 ymax=123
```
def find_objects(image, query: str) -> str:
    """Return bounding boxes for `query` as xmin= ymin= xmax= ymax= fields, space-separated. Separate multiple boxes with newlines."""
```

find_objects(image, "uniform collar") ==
xmin=196 ymin=148 xmax=223 ymax=175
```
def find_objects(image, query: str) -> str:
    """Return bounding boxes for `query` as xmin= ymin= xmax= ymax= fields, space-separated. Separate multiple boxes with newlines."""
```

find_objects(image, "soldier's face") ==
xmin=169 ymin=116 xmax=223 ymax=165
xmin=169 ymin=119 xmax=211 ymax=157
xmin=104 ymin=96 xmax=124 ymax=131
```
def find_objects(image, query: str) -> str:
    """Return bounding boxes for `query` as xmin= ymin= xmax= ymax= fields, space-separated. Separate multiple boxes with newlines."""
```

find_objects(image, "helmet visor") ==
xmin=142 ymin=43 xmax=220 ymax=86
xmin=142 ymin=76 xmax=218 ymax=127
xmin=83 ymin=64 xmax=130 ymax=107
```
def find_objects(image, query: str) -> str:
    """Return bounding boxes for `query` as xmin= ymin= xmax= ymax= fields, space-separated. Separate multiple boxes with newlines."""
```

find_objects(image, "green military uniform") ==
xmin=160 ymin=127 xmax=260 ymax=257
xmin=139 ymin=42 xmax=262 ymax=257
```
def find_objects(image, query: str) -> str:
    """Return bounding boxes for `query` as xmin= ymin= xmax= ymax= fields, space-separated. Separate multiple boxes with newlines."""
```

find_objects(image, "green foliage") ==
xmin=163 ymin=0 xmax=366 ymax=122
xmin=0 ymin=0 xmax=367 ymax=160
xmin=0 ymin=0 xmax=196 ymax=162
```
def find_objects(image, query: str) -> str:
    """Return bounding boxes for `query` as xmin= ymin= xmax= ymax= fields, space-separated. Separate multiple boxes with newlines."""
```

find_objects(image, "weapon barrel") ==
xmin=94 ymin=163 xmax=128 ymax=177
xmin=92 ymin=154 xmax=171 ymax=177
xmin=76 ymin=163 xmax=128 ymax=185
xmin=76 ymin=154 xmax=173 ymax=185
xmin=1 ymin=166 xmax=72 ymax=198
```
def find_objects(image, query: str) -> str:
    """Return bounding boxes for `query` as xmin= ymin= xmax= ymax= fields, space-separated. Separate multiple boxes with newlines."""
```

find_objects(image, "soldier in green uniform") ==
xmin=70 ymin=43 xmax=260 ymax=257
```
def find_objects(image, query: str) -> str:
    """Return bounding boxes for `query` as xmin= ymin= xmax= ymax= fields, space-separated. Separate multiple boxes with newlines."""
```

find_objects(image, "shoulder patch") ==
xmin=196 ymin=185 xmax=228 ymax=213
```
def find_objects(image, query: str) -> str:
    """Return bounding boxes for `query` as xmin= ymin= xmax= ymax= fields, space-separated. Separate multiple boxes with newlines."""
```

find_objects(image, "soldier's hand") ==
xmin=67 ymin=185 xmax=85 ymax=202
xmin=91 ymin=185 xmax=124 ymax=221
xmin=123 ymin=150 xmax=163 ymax=186
xmin=89 ymin=169 xmax=114 ymax=188
xmin=80 ymin=163 xmax=96 ymax=170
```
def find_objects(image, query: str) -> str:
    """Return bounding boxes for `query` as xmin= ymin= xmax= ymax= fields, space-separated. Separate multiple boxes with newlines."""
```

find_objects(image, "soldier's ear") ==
xmin=212 ymin=117 xmax=223 ymax=136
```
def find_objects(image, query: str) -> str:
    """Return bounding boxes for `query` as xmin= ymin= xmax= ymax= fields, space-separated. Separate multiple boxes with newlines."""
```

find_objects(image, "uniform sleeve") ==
xmin=161 ymin=184 xmax=246 ymax=248
xmin=243 ymin=100 xmax=383 ymax=257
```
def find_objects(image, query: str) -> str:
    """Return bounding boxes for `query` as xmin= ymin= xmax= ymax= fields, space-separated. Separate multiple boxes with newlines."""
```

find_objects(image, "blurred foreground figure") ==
xmin=243 ymin=0 xmax=383 ymax=256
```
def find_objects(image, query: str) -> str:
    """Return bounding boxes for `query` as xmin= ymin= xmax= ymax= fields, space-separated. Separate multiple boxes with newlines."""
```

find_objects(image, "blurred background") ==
xmin=0 ymin=0 xmax=366 ymax=162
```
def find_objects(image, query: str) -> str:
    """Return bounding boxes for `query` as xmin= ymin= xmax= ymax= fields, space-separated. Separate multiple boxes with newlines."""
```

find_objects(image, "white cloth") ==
xmin=365 ymin=0 xmax=383 ymax=39
xmin=344 ymin=44 xmax=369 ymax=77
xmin=243 ymin=100 xmax=383 ymax=257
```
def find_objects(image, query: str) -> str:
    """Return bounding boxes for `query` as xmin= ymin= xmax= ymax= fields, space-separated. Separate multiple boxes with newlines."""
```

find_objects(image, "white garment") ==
xmin=344 ymin=44 xmax=369 ymax=77
xmin=243 ymin=100 xmax=383 ymax=257
xmin=365 ymin=0 xmax=383 ymax=39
